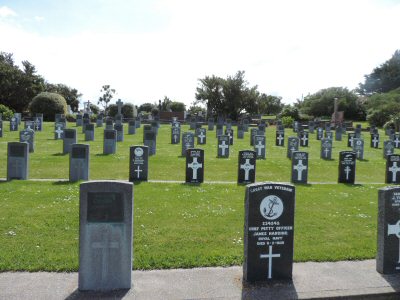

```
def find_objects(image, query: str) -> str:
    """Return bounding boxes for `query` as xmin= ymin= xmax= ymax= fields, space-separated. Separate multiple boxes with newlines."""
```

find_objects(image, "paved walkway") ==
xmin=0 ymin=260 xmax=399 ymax=299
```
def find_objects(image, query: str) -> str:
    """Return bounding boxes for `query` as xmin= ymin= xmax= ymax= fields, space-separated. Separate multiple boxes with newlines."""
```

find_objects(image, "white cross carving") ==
xmin=324 ymin=148 xmax=330 ymax=158
xmin=344 ymin=166 xmax=352 ymax=180
xmin=240 ymin=159 xmax=254 ymax=180
xmin=372 ymin=136 xmax=379 ymax=147
xmin=260 ymin=245 xmax=281 ymax=279
xmin=188 ymin=157 xmax=202 ymax=180
xmin=135 ymin=165 xmax=142 ymax=178
xmin=277 ymin=134 xmax=284 ymax=145
xmin=198 ymin=131 xmax=206 ymax=143
xmin=388 ymin=220 xmax=400 ymax=263
xmin=55 ymin=127 xmax=63 ymax=138
xmin=293 ymin=159 xmax=307 ymax=181
xmin=219 ymin=141 xmax=229 ymax=156
xmin=173 ymin=134 xmax=178 ymax=143
xmin=255 ymin=140 xmax=265 ymax=156
xmin=389 ymin=162 xmax=400 ymax=182
xmin=356 ymin=149 xmax=361 ymax=158
xmin=349 ymin=136 xmax=354 ymax=147
xmin=301 ymin=135 xmax=308 ymax=145
xmin=394 ymin=138 xmax=400 ymax=148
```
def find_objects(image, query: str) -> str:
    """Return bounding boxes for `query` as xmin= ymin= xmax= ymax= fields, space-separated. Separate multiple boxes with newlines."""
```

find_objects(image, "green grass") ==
xmin=0 ymin=181 xmax=384 ymax=271
xmin=0 ymin=122 xmax=396 ymax=271
xmin=0 ymin=122 xmax=396 ymax=182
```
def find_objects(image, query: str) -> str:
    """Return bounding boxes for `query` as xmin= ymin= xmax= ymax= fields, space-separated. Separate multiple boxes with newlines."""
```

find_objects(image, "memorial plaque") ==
xmin=237 ymin=125 xmax=245 ymax=139
xmin=238 ymin=150 xmax=256 ymax=184
xmin=103 ymin=130 xmax=117 ymax=154
xmin=287 ymin=137 xmax=299 ymax=159
xmin=113 ymin=124 xmax=123 ymax=142
xmin=254 ymin=135 xmax=266 ymax=159
xmin=79 ymin=181 xmax=133 ymax=291
xmin=321 ymin=138 xmax=332 ymax=160
xmin=250 ymin=128 xmax=258 ymax=146
xmin=197 ymin=128 xmax=207 ymax=145
xmin=144 ymin=131 xmax=157 ymax=156
xmin=128 ymin=120 xmax=136 ymax=135
xmin=24 ymin=120 xmax=35 ymax=131
xmin=335 ymin=127 xmax=342 ymax=141
xmin=54 ymin=122 xmax=65 ymax=140
xmin=291 ymin=151 xmax=308 ymax=184
xmin=129 ymin=146 xmax=149 ymax=181
xmin=225 ymin=128 xmax=234 ymax=145
xmin=82 ymin=118 xmax=90 ymax=133
xmin=352 ymin=138 xmax=364 ymax=160
xmin=338 ymin=151 xmax=356 ymax=184
xmin=63 ymin=129 xmax=77 ymax=154
xmin=316 ymin=127 xmax=323 ymax=140
xmin=171 ymin=127 xmax=181 ymax=144
xmin=347 ymin=132 xmax=355 ymax=148
xmin=216 ymin=124 xmax=223 ymax=137
xmin=96 ymin=116 xmax=103 ymax=127
xmin=384 ymin=140 xmax=395 ymax=159
xmin=181 ymin=132 xmax=194 ymax=156
xmin=10 ymin=117 xmax=18 ymax=131
xmin=371 ymin=133 xmax=380 ymax=148
xmin=85 ymin=124 xmax=95 ymax=141
xmin=276 ymin=131 xmax=284 ymax=147
xmin=76 ymin=114 xmax=83 ymax=126
xmin=386 ymin=155 xmax=400 ymax=184
xmin=217 ymin=135 xmax=230 ymax=158
xmin=34 ymin=115 xmax=43 ymax=131
xmin=105 ymin=118 xmax=113 ymax=130
xmin=377 ymin=186 xmax=400 ymax=274
xmin=7 ymin=142 xmax=29 ymax=180
xmin=244 ymin=182 xmax=295 ymax=282
xmin=55 ymin=113 xmax=64 ymax=123
xmin=299 ymin=131 xmax=309 ymax=147
xmin=208 ymin=118 xmax=214 ymax=131
xmin=70 ymin=144 xmax=89 ymax=182
xmin=19 ymin=129 xmax=35 ymax=153
xmin=186 ymin=148 xmax=204 ymax=183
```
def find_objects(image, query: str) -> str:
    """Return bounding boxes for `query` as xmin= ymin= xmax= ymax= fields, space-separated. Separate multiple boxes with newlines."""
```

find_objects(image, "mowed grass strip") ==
xmin=0 ymin=122 xmax=396 ymax=182
xmin=0 ymin=181 xmax=383 ymax=271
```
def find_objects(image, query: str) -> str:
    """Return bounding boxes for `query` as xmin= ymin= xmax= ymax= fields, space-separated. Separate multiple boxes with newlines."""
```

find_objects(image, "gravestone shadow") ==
xmin=52 ymin=180 xmax=76 ymax=186
xmin=359 ymin=158 xmax=370 ymax=162
xmin=95 ymin=153 xmax=111 ymax=157
xmin=379 ymin=273 xmax=400 ymax=293
xmin=241 ymin=279 xmax=298 ymax=299
xmin=52 ymin=152 xmax=67 ymax=156
xmin=65 ymin=288 xmax=130 ymax=300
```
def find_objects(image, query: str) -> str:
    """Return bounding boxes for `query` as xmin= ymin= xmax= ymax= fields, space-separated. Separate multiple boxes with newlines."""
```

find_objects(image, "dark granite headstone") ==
xmin=243 ymin=182 xmax=295 ymax=282
xmin=69 ymin=144 xmax=89 ymax=182
xmin=293 ymin=121 xmax=299 ymax=133
xmin=287 ymin=137 xmax=299 ymax=159
xmin=129 ymin=146 xmax=149 ymax=181
xmin=63 ymin=129 xmax=77 ymax=154
xmin=384 ymin=141 xmax=395 ymax=159
xmin=371 ymin=133 xmax=380 ymax=148
xmin=55 ymin=122 xmax=65 ymax=140
xmin=347 ymin=133 xmax=355 ymax=148
xmin=34 ymin=115 xmax=43 ymax=131
xmin=135 ymin=118 xmax=141 ymax=128
xmin=114 ymin=124 xmax=124 ymax=142
xmin=250 ymin=128 xmax=258 ymax=146
xmin=197 ymin=128 xmax=207 ymax=145
xmin=352 ymin=138 xmax=364 ymax=160
xmin=238 ymin=150 xmax=256 ymax=184
xmin=7 ymin=142 xmax=29 ymax=180
xmin=321 ymin=138 xmax=332 ymax=160
xmin=291 ymin=151 xmax=308 ymax=184
xmin=254 ymin=135 xmax=266 ymax=159
xmin=338 ymin=151 xmax=356 ymax=183
xmin=24 ymin=120 xmax=35 ymax=131
xmin=76 ymin=114 xmax=83 ymax=126
xmin=386 ymin=155 xmax=400 ymax=184
xmin=316 ymin=127 xmax=323 ymax=140
xmin=171 ymin=127 xmax=181 ymax=144
xmin=78 ymin=181 xmax=133 ymax=291
xmin=14 ymin=113 xmax=21 ymax=125
xmin=237 ymin=124 xmax=245 ymax=139
xmin=276 ymin=131 xmax=284 ymax=147
xmin=19 ymin=129 xmax=34 ymax=153
xmin=299 ymin=131 xmax=309 ymax=147
xmin=82 ymin=118 xmax=90 ymax=133
xmin=393 ymin=134 xmax=400 ymax=149
xmin=128 ymin=120 xmax=136 ymax=135
xmin=105 ymin=118 xmax=113 ymax=130
xmin=103 ymin=130 xmax=117 ymax=154
xmin=377 ymin=186 xmax=400 ymax=274
xmin=85 ymin=124 xmax=95 ymax=141
xmin=335 ymin=127 xmax=342 ymax=141
xmin=216 ymin=124 xmax=223 ymax=137
xmin=186 ymin=148 xmax=204 ymax=183
xmin=217 ymin=135 xmax=230 ymax=158
xmin=308 ymin=121 xmax=315 ymax=134
xmin=325 ymin=131 xmax=333 ymax=140
xmin=181 ymin=132 xmax=195 ymax=156
xmin=208 ymin=118 xmax=214 ymax=131
xmin=96 ymin=115 xmax=103 ymax=127
xmin=243 ymin=119 xmax=249 ymax=132
xmin=115 ymin=114 xmax=123 ymax=126
xmin=144 ymin=131 xmax=157 ymax=156
xmin=226 ymin=119 xmax=232 ymax=130
xmin=10 ymin=117 xmax=18 ymax=131
xmin=225 ymin=128 xmax=234 ymax=145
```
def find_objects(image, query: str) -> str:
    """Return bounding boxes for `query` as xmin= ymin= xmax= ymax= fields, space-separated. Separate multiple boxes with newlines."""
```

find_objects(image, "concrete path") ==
xmin=0 ymin=260 xmax=399 ymax=299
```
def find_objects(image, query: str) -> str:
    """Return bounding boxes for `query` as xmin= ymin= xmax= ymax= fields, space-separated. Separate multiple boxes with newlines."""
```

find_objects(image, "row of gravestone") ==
xmin=76 ymin=180 xmax=400 ymax=291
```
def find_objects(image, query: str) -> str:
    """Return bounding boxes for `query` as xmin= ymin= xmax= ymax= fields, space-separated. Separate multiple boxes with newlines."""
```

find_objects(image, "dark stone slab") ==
xmin=276 ymin=131 xmax=284 ymax=147
xmin=197 ymin=128 xmax=207 ymax=145
xmin=144 ymin=131 xmax=157 ymax=156
xmin=128 ymin=120 xmax=136 ymax=134
xmin=320 ymin=138 xmax=332 ymax=160
xmin=19 ymin=129 xmax=34 ymax=153
xmin=63 ymin=129 xmax=77 ymax=154
xmin=181 ymin=132 xmax=195 ymax=156
xmin=386 ymin=155 xmax=400 ymax=184
xmin=0 ymin=120 xmax=3 ymax=137
xmin=371 ymin=133 xmax=380 ymax=148
xmin=244 ymin=182 xmax=295 ymax=282
xmin=254 ymin=135 xmax=266 ymax=159
xmin=352 ymin=138 xmax=364 ymax=160
xmin=78 ymin=181 xmax=133 ymax=291
xmin=7 ymin=142 xmax=29 ymax=180
xmin=114 ymin=124 xmax=124 ymax=142
xmin=335 ymin=127 xmax=342 ymax=141
xmin=55 ymin=122 xmax=65 ymax=140
xmin=316 ymin=127 xmax=323 ymax=140
xmin=10 ymin=117 xmax=18 ymax=131
xmin=225 ymin=128 xmax=234 ymax=145
xmin=393 ymin=134 xmax=400 ymax=149
xmin=347 ymin=133 xmax=355 ymax=147
xmin=299 ymin=131 xmax=309 ymax=147
xmin=287 ymin=137 xmax=299 ymax=159
xmin=216 ymin=124 xmax=223 ymax=137
xmin=377 ymin=186 xmax=400 ymax=274
xmin=338 ymin=151 xmax=356 ymax=183
xmin=129 ymin=146 xmax=149 ymax=181
xmin=96 ymin=116 xmax=103 ymax=128
xmin=208 ymin=118 xmax=214 ymax=131
xmin=85 ymin=124 xmax=95 ymax=141
xmin=384 ymin=141 xmax=395 ymax=158
xmin=82 ymin=118 xmax=90 ymax=133
xmin=69 ymin=144 xmax=89 ymax=182
xmin=238 ymin=150 xmax=256 ymax=184
xmin=186 ymin=148 xmax=204 ymax=183
xmin=217 ymin=135 xmax=230 ymax=158
xmin=171 ymin=127 xmax=181 ymax=144
xmin=237 ymin=124 xmax=245 ymax=139
xmin=103 ymin=130 xmax=117 ymax=154
xmin=291 ymin=151 xmax=308 ymax=184
xmin=105 ymin=118 xmax=113 ymax=130
xmin=325 ymin=131 xmax=333 ymax=140
xmin=76 ymin=114 xmax=83 ymax=126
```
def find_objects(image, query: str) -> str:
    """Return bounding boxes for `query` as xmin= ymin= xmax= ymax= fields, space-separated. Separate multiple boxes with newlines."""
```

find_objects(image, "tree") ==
xmin=187 ymin=104 xmax=206 ymax=116
xmin=45 ymin=83 xmax=81 ymax=112
xmin=29 ymin=92 xmax=67 ymax=121
xmin=98 ymin=85 xmax=115 ymax=112
xmin=257 ymin=94 xmax=284 ymax=115
xmin=169 ymin=101 xmax=185 ymax=112
xmin=359 ymin=50 xmax=400 ymax=95
xmin=365 ymin=87 xmax=400 ymax=126
xmin=138 ymin=102 xmax=155 ymax=113
xmin=159 ymin=96 xmax=172 ymax=111
xmin=279 ymin=105 xmax=300 ymax=120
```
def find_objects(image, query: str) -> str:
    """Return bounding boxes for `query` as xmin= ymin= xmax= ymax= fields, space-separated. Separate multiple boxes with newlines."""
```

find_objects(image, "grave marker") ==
xmin=237 ymin=124 xmax=245 ymax=139
xmin=82 ymin=118 xmax=90 ymax=133
xmin=54 ymin=122 xmax=65 ymax=140
xmin=238 ymin=150 xmax=256 ymax=184
xmin=186 ymin=148 xmax=204 ymax=183
xmin=287 ymin=137 xmax=299 ymax=159
xmin=386 ymin=155 xmax=400 ymax=184
xmin=63 ymin=129 xmax=77 ymax=154
xmin=128 ymin=120 xmax=136 ymax=135
xmin=208 ymin=118 xmax=214 ymax=131
xmin=114 ymin=123 xmax=124 ymax=142
xmin=243 ymin=182 xmax=295 ymax=282
xmin=384 ymin=141 xmax=395 ymax=158
xmin=216 ymin=124 xmax=223 ymax=137
xmin=171 ymin=127 xmax=181 ymax=144
xmin=10 ymin=117 xmax=18 ymax=131
xmin=19 ymin=129 xmax=34 ymax=153
xmin=276 ymin=131 xmax=285 ymax=147
xmin=394 ymin=134 xmax=400 ymax=149
xmin=69 ymin=144 xmax=89 ymax=182
xmin=103 ymin=130 xmax=117 ymax=154
xmin=78 ymin=181 xmax=133 ymax=291
xmin=105 ymin=118 xmax=113 ymax=130
xmin=24 ymin=120 xmax=35 ymax=131
xmin=316 ymin=127 xmax=323 ymax=140
xmin=7 ymin=142 xmax=29 ymax=180
xmin=0 ymin=120 xmax=3 ymax=137
xmin=338 ymin=151 xmax=356 ymax=183
xmin=352 ymin=138 xmax=364 ymax=160
xmin=129 ymin=146 xmax=149 ymax=181
xmin=254 ymin=135 xmax=266 ymax=159
xmin=299 ymin=131 xmax=309 ymax=147
xmin=96 ymin=115 xmax=103 ymax=127
xmin=217 ymin=135 xmax=230 ymax=158
xmin=197 ymin=128 xmax=207 ymax=145
xmin=321 ymin=138 xmax=332 ymax=160
xmin=371 ymin=133 xmax=380 ymax=148
xmin=76 ymin=114 xmax=83 ymax=126
xmin=347 ymin=133 xmax=355 ymax=147
xmin=181 ymin=132 xmax=195 ymax=156
xmin=291 ymin=151 xmax=308 ymax=184
xmin=144 ymin=131 xmax=157 ymax=156
xmin=225 ymin=128 xmax=234 ymax=145
xmin=335 ymin=127 xmax=342 ymax=141
xmin=85 ymin=124 xmax=95 ymax=141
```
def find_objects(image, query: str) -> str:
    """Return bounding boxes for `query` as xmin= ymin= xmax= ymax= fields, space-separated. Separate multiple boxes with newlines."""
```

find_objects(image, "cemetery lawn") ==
xmin=0 ymin=180 xmax=384 ymax=272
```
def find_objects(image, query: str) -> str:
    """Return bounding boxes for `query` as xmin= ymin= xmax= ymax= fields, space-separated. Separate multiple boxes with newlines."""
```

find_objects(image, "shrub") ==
xmin=279 ymin=105 xmax=299 ymax=120
xmin=106 ymin=103 xmax=135 ymax=118
xmin=281 ymin=116 xmax=294 ymax=128
xmin=0 ymin=104 xmax=14 ymax=120
xmin=29 ymin=92 xmax=67 ymax=121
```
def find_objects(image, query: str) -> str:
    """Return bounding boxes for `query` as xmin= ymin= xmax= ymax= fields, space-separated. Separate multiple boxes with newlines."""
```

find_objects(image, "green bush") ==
xmin=29 ymin=92 xmax=67 ymax=121
xmin=106 ymin=103 xmax=135 ymax=118
xmin=279 ymin=105 xmax=299 ymax=120
xmin=281 ymin=116 xmax=294 ymax=128
xmin=0 ymin=104 xmax=14 ymax=120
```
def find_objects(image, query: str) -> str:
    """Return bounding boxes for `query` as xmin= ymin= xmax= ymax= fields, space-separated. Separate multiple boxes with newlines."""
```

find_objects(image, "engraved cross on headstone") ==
xmin=255 ymin=141 xmax=265 ymax=156
xmin=55 ymin=126 xmax=63 ymax=138
xmin=324 ymin=148 xmax=330 ymax=158
xmin=198 ymin=131 xmax=206 ymax=143
xmin=188 ymin=157 xmax=202 ymax=180
xmin=372 ymin=136 xmax=379 ymax=147
xmin=344 ymin=166 xmax=352 ymax=180
xmin=219 ymin=141 xmax=229 ymax=156
xmin=301 ymin=135 xmax=308 ymax=145
xmin=388 ymin=220 xmax=400 ymax=263
xmin=259 ymin=245 xmax=281 ymax=279
xmin=135 ymin=165 xmax=142 ymax=178
xmin=389 ymin=162 xmax=400 ymax=182
xmin=293 ymin=159 xmax=307 ymax=181
xmin=277 ymin=134 xmax=284 ymax=145
xmin=240 ymin=159 xmax=254 ymax=181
